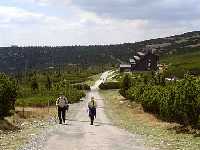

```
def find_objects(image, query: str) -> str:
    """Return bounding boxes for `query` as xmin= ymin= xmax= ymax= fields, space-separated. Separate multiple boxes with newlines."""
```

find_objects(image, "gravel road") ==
xmin=20 ymin=71 xmax=155 ymax=150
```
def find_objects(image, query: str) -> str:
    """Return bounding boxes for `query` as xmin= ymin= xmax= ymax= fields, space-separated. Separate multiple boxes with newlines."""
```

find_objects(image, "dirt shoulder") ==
xmin=100 ymin=90 xmax=200 ymax=150
xmin=0 ymin=107 xmax=57 ymax=150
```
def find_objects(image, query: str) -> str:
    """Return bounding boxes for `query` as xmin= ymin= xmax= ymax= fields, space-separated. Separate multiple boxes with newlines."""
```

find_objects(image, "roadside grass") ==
xmin=0 ymin=107 xmax=57 ymax=150
xmin=84 ymin=73 xmax=102 ymax=86
xmin=100 ymin=90 xmax=200 ymax=150
xmin=16 ymin=95 xmax=55 ymax=107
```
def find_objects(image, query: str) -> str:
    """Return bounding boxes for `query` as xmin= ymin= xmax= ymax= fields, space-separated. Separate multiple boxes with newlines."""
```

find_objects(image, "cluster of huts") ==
xmin=120 ymin=49 xmax=159 ymax=72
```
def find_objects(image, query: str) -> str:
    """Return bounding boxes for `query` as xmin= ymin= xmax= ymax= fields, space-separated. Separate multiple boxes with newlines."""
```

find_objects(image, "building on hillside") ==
xmin=120 ymin=50 xmax=159 ymax=72
xmin=119 ymin=64 xmax=132 ymax=72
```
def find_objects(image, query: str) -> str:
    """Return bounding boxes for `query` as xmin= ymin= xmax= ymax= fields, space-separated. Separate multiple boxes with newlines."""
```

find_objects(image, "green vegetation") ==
xmin=161 ymin=51 xmax=200 ymax=78
xmin=14 ymin=66 xmax=100 ymax=107
xmin=72 ymin=83 xmax=91 ymax=90
xmin=84 ymin=73 xmax=102 ymax=86
xmin=16 ymin=95 xmax=54 ymax=107
xmin=101 ymin=90 xmax=200 ymax=150
xmin=0 ymin=73 xmax=18 ymax=119
xmin=99 ymin=82 xmax=121 ymax=90
xmin=1 ymin=31 xmax=200 ymax=74
xmin=120 ymin=72 xmax=200 ymax=127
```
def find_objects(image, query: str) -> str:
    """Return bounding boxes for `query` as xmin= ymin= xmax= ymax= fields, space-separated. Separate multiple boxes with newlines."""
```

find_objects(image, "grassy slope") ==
xmin=160 ymin=51 xmax=200 ymax=77
xmin=100 ymin=90 xmax=200 ymax=150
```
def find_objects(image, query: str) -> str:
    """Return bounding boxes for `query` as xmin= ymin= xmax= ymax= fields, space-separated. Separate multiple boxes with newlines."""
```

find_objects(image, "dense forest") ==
xmin=1 ymin=31 xmax=200 ymax=73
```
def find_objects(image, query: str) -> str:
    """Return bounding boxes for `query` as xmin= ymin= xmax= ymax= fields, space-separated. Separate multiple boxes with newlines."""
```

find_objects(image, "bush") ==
xmin=0 ymin=74 xmax=18 ymax=119
xmin=52 ymin=80 xmax=86 ymax=103
xmin=119 ymin=74 xmax=132 ymax=97
xmin=167 ymin=75 xmax=200 ymax=125
xmin=141 ymin=85 xmax=163 ymax=114
xmin=120 ymin=72 xmax=200 ymax=127
xmin=31 ymin=78 xmax=39 ymax=92
xmin=72 ymin=84 xmax=91 ymax=90
xmin=99 ymin=82 xmax=121 ymax=90
xmin=127 ymin=84 xmax=145 ymax=102
xmin=45 ymin=75 xmax=52 ymax=90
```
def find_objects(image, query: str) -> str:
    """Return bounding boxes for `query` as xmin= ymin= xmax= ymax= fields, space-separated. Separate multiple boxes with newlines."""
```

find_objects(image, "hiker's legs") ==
xmin=58 ymin=107 xmax=62 ymax=124
xmin=90 ymin=115 xmax=94 ymax=125
xmin=62 ymin=108 xmax=66 ymax=123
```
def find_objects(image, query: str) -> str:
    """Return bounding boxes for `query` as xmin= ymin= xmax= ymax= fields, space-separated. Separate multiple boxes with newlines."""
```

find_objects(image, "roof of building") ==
xmin=134 ymin=55 xmax=141 ymax=60
xmin=129 ymin=59 xmax=136 ymax=64
xmin=137 ymin=52 xmax=145 ymax=56
xmin=120 ymin=64 xmax=131 ymax=68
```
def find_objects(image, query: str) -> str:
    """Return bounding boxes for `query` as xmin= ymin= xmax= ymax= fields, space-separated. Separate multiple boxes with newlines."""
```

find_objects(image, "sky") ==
xmin=0 ymin=0 xmax=200 ymax=46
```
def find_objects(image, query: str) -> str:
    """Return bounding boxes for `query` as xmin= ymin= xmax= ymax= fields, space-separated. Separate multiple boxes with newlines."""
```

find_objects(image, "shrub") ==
xmin=120 ymin=72 xmax=200 ymax=127
xmin=99 ymin=82 xmax=121 ymax=90
xmin=0 ymin=74 xmax=18 ymax=119
xmin=152 ymin=76 xmax=200 ymax=125
xmin=45 ymin=75 xmax=52 ymax=90
xmin=119 ymin=74 xmax=132 ymax=97
xmin=127 ymin=84 xmax=145 ymax=102
xmin=141 ymin=85 xmax=163 ymax=114
xmin=52 ymin=80 xmax=85 ymax=103
xmin=72 ymin=84 xmax=91 ymax=90
xmin=31 ymin=78 xmax=39 ymax=92
xmin=170 ymin=75 xmax=200 ymax=125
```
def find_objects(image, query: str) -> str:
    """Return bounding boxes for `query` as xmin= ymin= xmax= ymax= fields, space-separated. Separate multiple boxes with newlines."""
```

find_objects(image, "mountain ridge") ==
xmin=1 ymin=31 xmax=200 ymax=73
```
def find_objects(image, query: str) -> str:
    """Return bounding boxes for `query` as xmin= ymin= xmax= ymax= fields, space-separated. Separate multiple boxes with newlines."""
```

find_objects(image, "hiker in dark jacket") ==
xmin=56 ymin=94 xmax=68 ymax=124
xmin=88 ymin=96 xmax=97 ymax=125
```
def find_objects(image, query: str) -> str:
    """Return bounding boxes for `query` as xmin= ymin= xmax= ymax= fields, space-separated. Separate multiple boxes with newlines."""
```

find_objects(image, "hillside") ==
xmin=161 ymin=51 xmax=200 ymax=77
xmin=0 ymin=31 xmax=200 ymax=73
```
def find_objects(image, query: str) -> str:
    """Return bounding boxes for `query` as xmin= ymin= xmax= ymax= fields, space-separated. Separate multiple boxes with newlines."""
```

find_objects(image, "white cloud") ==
xmin=0 ymin=6 xmax=43 ymax=24
xmin=0 ymin=0 xmax=200 ymax=46
xmin=72 ymin=0 xmax=200 ymax=22
xmin=0 ymin=5 xmax=150 ymax=46
xmin=13 ymin=0 xmax=72 ymax=6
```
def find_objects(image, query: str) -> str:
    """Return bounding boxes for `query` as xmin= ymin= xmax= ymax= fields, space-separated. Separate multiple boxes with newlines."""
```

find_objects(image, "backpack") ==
xmin=57 ymin=96 xmax=68 ymax=108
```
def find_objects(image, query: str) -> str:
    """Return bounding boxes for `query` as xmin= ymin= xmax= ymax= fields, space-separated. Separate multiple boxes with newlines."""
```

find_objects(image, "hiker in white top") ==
xmin=56 ymin=94 xmax=68 ymax=124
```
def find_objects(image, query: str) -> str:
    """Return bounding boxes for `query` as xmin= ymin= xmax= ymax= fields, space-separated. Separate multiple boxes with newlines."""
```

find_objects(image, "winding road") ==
xmin=22 ymin=71 xmax=155 ymax=150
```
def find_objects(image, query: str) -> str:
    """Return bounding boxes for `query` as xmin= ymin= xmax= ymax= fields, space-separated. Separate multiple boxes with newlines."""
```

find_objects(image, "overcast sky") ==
xmin=0 ymin=0 xmax=199 ymax=46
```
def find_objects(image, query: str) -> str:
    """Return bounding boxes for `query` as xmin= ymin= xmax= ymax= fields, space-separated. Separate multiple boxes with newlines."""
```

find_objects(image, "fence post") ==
xmin=48 ymin=99 xmax=50 ymax=114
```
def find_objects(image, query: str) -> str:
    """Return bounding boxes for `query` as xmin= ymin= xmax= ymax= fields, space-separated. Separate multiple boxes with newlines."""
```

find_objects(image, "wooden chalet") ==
xmin=120 ymin=50 xmax=159 ymax=72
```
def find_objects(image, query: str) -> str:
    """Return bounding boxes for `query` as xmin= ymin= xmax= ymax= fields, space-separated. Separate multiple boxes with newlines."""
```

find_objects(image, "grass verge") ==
xmin=16 ymin=95 xmax=55 ymax=107
xmin=100 ymin=90 xmax=200 ymax=150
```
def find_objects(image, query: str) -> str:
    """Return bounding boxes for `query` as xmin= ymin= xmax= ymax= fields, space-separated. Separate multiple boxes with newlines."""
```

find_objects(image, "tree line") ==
xmin=1 ymin=31 xmax=200 ymax=73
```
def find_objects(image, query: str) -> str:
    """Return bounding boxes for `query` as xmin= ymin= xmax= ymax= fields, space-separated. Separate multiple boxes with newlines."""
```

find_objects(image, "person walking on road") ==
xmin=56 ymin=94 xmax=69 ymax=124
xmin=88 ymin=96 xmax=97 ymax=125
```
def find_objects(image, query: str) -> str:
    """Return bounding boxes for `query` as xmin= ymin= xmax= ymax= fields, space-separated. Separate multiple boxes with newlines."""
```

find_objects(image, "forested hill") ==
xmin=1 ymin=31 xmax=200 ymax=73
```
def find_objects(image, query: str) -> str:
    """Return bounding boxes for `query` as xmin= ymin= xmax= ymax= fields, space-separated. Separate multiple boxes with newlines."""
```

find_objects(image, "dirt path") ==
xmin=22 ymin=71 xmax=155 ymax=150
